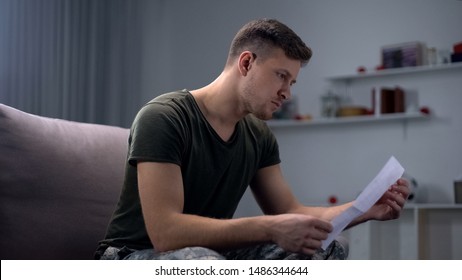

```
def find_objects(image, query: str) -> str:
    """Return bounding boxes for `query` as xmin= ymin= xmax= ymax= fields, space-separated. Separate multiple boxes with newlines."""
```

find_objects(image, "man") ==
xmin=96 ymin=18 xmax=409 ymax=260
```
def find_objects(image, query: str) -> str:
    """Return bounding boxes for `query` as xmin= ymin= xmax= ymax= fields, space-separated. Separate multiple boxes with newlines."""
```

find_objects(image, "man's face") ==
xmin=241 ymin=48 xmax=301 ymax=120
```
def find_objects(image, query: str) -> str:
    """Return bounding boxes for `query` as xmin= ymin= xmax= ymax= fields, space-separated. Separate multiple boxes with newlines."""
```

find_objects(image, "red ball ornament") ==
xmin=419 ymin=106 xmax=430 ymax=115
xmin=357 ymin=66 xmax=366 ymax=73
xmin=328 ymin=195 xmax=338 ymax=205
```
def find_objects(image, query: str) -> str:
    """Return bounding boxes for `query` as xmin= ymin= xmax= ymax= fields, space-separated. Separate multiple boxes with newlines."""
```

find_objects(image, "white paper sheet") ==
xmin=321 ymin=156 xmax=404 ymax=250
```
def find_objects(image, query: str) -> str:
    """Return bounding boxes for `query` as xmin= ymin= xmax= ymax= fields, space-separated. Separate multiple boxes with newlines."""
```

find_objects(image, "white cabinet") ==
xmin=348 ymin=204 xmax=462 ymax=260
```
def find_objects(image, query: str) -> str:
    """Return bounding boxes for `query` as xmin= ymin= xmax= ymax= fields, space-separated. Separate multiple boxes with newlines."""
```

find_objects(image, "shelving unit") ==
xmin=266 ymin=63 xmax=462 ymax=128
xmin=348 ymin=203 xmax=462 ymax=260
xmin=301 ymin=63 xmax=462 ymax=259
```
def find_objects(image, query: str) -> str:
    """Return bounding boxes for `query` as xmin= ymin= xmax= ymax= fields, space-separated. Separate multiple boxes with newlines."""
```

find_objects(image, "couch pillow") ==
xmin=0 ymin=104 xmax=130 ymax=259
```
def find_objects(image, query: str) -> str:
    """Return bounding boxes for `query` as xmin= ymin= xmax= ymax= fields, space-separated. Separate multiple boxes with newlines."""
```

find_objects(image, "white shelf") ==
xmin=327 ymin=62 xmax=462 ymax=82
xmin=267 ymin=112 xmax=428 ymax=128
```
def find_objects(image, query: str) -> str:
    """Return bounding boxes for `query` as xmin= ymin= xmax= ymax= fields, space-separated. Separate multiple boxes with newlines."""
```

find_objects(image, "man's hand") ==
xmin=367 ymin=178 xmax=410 ymax=221
xmin=269 ymin=214 xmax=332 ymax=255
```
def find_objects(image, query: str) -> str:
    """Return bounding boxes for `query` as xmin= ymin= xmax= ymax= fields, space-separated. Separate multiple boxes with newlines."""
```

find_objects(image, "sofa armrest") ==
xmin=0 ymin=104 xmax=130 ymax=259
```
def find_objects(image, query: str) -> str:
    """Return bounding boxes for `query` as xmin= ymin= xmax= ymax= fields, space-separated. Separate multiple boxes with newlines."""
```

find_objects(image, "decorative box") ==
xmin=381 ymin=42 xmax=424 ymax=69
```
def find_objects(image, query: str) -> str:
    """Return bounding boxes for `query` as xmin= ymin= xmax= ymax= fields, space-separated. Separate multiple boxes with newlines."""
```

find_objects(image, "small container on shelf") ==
xmin=320 ymin=91 xmax=340 ymax=118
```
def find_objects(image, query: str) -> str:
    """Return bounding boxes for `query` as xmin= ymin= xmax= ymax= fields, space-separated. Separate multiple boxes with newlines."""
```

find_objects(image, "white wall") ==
xmin=140 ymin=0 xmax=462 ymax=216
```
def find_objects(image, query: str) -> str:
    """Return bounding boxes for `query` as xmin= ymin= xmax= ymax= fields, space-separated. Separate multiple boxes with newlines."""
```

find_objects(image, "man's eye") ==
xmin=277 ymin=72 xmax=286 ymax=80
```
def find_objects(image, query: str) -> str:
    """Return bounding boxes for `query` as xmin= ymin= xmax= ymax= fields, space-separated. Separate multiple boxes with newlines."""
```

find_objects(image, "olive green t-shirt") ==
xmin=97 ymin=90 xmax=281 ymax=252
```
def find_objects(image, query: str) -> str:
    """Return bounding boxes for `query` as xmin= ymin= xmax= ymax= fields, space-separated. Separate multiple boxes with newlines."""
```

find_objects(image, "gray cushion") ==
xmin=0 ymin=104 xmax=130 ymax=259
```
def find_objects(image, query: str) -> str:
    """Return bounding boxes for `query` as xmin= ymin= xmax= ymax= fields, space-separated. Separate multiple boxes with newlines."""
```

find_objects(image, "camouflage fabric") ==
xmin=99 ymin=238 xmax=347 ymax=260
xmin=222 ymin=239 xmax=347 ymax=260
xmin=100 ymin=246 xmax=225 ymax=260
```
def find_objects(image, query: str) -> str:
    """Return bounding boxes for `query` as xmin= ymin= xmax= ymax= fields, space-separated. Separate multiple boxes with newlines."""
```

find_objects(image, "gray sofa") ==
xmin=0 ymin=104 xmax=129 ymax=259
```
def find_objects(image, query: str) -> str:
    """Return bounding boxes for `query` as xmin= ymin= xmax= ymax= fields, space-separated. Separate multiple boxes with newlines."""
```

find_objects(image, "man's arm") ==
xmin=137 ymin=161 xmax=332 ymax=255
xmin=250 ymin=164 xmax=410 ymax=229
xmin=250 ymin=164 xmax=353 ymax=220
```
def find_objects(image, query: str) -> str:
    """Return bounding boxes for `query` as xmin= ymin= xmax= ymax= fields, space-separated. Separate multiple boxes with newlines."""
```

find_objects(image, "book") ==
xmin=372 ymin=87 xmax=407 ymax=114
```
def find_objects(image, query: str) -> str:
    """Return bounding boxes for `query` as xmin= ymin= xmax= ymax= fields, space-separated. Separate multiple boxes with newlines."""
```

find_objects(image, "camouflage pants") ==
xmin=100 ymin=238 xmax=348 ymax=260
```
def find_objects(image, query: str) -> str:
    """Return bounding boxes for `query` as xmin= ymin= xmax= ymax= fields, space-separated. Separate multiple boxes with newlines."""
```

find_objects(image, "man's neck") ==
xmin=190 ymin=73 xmax=246 ymax=142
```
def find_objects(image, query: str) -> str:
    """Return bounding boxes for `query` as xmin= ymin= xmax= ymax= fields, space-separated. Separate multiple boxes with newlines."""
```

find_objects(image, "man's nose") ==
xmin=279 ymin=87 xmax=291 ymax=101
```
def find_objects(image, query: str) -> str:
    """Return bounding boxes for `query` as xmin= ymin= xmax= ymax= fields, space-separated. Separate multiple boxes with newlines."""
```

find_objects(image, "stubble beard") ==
xmin=241 ymin=81 xmax=272 ymax=121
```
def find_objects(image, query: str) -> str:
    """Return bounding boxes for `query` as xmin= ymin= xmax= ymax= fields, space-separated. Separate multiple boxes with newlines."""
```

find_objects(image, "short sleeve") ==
xmin=258 ymin=124 xmax=281 ymax=169
xmin=128 ymin=102 xmax=187 ymax=166
xmin=242 ymin=115 xmax=281 ymax=169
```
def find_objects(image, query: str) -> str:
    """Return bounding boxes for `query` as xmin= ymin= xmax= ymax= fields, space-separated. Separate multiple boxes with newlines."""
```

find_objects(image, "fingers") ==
xmin=310 ymin=218 xmax=333 ymax=233
xmin=273 ymin=214 xmax=333 ymax=255
xmin=301 ymin=239 xmax=323 ymax=255
xmin=380 ymin=179 xmax=410 ymax=219
xmin=301 ymin=219 xmax=331 ymax=254
xmin=383 ymin=188 xmax=406 ymax=210
xmin=295 ymin=231 xmax=325 ymax=255
xmin=397 ymin=178 xmax=409 ymax=187
xmin=301 ymin=217 xmax=331 ymax=243
xmin=305 ymin=229 xmax=329 ymax=248
xmin=386 ymin=179 xmax=410 ymax=201
xmin=394 ymin=180 xmax=410 ymax=200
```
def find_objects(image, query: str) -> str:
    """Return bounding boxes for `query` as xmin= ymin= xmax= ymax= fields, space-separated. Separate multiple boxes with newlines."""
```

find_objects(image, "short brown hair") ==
xmin=226 ymin=19 xmax=312 ymax=67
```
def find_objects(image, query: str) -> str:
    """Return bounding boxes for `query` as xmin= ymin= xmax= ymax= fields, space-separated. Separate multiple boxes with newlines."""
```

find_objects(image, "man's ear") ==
xmin=238 ymin=51 xmax=254 ymax=76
